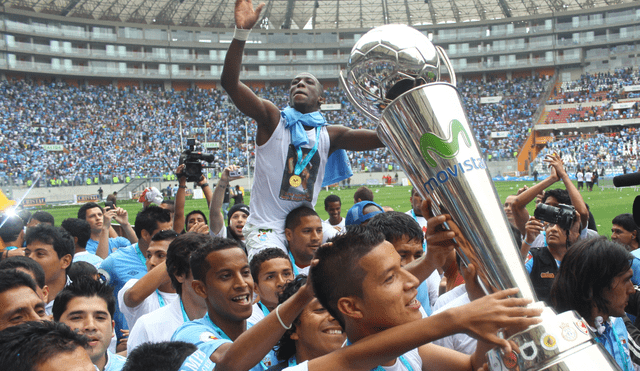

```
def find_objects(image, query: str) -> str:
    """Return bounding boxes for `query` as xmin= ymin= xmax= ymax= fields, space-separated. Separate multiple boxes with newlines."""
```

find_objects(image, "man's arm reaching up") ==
xmin=221 ymin=0 xmax=280 ymax=146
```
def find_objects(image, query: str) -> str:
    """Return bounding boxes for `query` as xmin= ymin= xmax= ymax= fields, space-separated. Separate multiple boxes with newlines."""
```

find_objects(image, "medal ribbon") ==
xmin=292 ymin=128 xmax=321 ymax=176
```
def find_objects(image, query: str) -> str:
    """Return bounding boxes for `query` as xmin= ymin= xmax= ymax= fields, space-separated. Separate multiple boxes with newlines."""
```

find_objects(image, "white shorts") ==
xmin=243 ymin=222 xmax=288 ymax=261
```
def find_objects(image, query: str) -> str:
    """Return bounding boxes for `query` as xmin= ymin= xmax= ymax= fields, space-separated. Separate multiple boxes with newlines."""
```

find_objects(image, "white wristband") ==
xmin=233 ymin=27 xmax=251 ymax=41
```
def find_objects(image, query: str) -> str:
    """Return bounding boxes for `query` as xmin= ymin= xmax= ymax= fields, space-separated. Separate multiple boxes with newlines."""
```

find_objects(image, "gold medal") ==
xmin=289 ymin=175 xmax=302 ymax=187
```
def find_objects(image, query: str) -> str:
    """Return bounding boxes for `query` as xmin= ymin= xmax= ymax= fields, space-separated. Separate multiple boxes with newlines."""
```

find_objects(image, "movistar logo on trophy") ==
xmin=419 ymin=119 xmax=486 ymax=194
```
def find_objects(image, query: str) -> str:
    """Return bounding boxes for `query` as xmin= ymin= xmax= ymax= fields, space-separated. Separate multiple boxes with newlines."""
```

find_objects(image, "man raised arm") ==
xmin=221 ymin=0 xmax=384 ymax=254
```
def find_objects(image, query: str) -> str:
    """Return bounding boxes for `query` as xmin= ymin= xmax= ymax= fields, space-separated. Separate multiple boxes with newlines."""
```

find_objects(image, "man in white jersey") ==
xmin=321 ymin=195 xmax=344 ymax=244
xmin=126 ymin=232 xmax=208 ymax=353
xmin=221 ymin=0 xmax=384 ymax=254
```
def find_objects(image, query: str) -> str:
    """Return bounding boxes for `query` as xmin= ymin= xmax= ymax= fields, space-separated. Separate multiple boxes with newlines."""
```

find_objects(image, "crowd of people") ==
xmin=547 ymin=67 xmax=640 ymax=105
xmin=1 ymin=5 xmax=640 ymax=368
xmin=544 ymin=68 xmax=640 ymax=124
xmin=535 ymin=127 xmax=639 ymax=174
xmin=0 ymin=71 xmax=557 ymax=187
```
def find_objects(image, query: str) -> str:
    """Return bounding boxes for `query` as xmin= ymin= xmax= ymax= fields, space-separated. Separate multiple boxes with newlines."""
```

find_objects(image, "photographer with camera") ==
xmin=523 ymin=203 xmax=582 ymax=305
xmin=512 ymin=154 xmax=591 ymax=253
xmin=172 ymin=164 xmax=212 ymax=235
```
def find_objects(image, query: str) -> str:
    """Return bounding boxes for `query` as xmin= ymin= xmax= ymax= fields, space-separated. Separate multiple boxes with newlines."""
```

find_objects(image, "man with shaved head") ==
xmin=221 ymin=0 xmax=385 ymax=256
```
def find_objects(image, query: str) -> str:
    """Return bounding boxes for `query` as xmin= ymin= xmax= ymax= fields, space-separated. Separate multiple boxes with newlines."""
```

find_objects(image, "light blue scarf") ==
xmin=282 ymin=107 xmax=353 ymax=187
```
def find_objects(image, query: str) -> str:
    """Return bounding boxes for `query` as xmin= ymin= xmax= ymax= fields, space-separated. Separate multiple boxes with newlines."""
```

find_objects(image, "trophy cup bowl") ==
xmin=340 ymin=24 xmax=622 ymax=371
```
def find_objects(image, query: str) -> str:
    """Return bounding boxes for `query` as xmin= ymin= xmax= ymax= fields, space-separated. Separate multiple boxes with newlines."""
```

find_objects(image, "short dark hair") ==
xmin=25 ymin=224 xmax=75 ymax=273
xmin=284 ymin=206 xmax=319 ymax=231
xmin=29 ymin=211 xmax=55 ymax=226
xmin=134 ymin=206 xmax=172 ymax=239
xmin=613 ymin=213 xmax=640 ymax=245
xmin=542 ymin=188 xmax=571 ymax=205
xmin=77 ymin=202 xmax=103 ymax=220
xmin=0 ymin=256 xmax=46 ymax=288
xmin=367 ymin=211 xmax=423 ymax=245
xmin=67 ymin=261 xmax=99 ymax=283
xmin=250 ymin=248 xmax=291 ymax=283
xmin=60 ymin=218 xmax=91 ymax=249
xmin=185 ymin=210 xmax=208 ymax=229
xmin=0 ymin=215 xmax=24 ymax=243
xmin=151 ymin=229 xmax=179 ymax=242
xmin=167 ymin=233 xmax=213 ymax=297
xmin=52 ymin=277 xmax=116 ymax=322
xmin=123 ymin=341 xmax=198 ymax=371
xmin=190 ymin=237 xmax=244 ymax=282
xmin=0 ymin=268 xmax=38 ymax=296
xmin=550 ymin=237 xmax=632 ymax=321
xmin=274 ymin=275 xmax=307 ymax=362
xmin=324 ymin=195 xmax=341 ymax=209
xmin=354 ymin=186 xmax=374 ymax=202
xmin=311 ymin=225 xmax=385 ymax=328
xmin=0 ymin=321 xmax=90 ymax=370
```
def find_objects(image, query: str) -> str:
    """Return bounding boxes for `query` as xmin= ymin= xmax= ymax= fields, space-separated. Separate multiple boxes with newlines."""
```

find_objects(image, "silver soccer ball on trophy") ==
xmin=340 ymin=24 xmax=445 ymax=121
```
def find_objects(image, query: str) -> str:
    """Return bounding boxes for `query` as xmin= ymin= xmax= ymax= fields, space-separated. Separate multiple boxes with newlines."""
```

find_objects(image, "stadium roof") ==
xmin=3 ymin=0 xmax=629 ymax=29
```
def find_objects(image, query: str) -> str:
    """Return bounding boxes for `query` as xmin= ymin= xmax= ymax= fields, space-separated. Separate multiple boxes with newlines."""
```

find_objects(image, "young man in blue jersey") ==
xmin=210 ymin=225 xmax=542 ymax=371
xmin=172 ymin=237 xmax=280 ymax=370
xmin=78 ymin=202 xmax=136 ymax=259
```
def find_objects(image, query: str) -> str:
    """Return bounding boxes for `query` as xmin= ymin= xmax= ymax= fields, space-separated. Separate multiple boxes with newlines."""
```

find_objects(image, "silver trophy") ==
xmin=339 ymin=24 xmax=620 ymax=371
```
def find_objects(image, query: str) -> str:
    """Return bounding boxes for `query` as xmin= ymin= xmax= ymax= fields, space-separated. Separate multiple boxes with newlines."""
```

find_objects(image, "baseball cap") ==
xmin=345 ymin=201 xmax=384 ymax=226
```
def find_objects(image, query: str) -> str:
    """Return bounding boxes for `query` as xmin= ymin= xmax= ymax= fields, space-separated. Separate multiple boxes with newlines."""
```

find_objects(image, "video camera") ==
xmin=534 ymin=203 xmax=576 ymax=231
xmin=178 ymin=139 xmax=216 ymax=183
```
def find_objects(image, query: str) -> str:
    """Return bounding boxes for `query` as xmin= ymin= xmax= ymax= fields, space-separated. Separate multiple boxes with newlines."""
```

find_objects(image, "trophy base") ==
xmin=486 ymin=309 xmax=621 ymax=370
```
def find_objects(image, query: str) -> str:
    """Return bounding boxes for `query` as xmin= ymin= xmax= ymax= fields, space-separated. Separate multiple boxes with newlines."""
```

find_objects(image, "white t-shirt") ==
xmin=282 ymin=348 xmax=422 ymax=371
xmin=322 ymin=218 xmax=346 ymax=244
xmin=118 ymin=278 xmax=179 ymax=329
xmin=576 ymin=172 xmax=584 ymax=182
xmin=585 ymin=171 xmax=593 ymax=182
xmin=248 ymin=116 xmax=330 ymax=234
xmin=432 ymin=287 xmax=477 ymax=355
xmin=433 ymin=284 xmax=467 ymax=312
xmin=127 ymin=298 xmax=187 ymax=354
xmin=247 ymin=302 xmax=269 ymax=326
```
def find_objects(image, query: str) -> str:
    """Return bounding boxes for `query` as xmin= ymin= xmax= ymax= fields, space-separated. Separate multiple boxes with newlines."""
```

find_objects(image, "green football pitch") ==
xmin=33 ymin=181 xmax=637 ymax=238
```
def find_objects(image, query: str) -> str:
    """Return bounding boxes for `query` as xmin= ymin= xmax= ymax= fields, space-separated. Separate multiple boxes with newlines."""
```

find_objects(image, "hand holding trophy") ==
xmin=340 ymin=24 xmax=622 ymax=371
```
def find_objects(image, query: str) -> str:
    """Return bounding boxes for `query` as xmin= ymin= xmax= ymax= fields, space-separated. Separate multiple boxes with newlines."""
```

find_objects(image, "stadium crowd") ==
xmin=536 ymin=127 xmax=639 ymax=173
xmin=0 ymin=73 xmax=554 ymax=187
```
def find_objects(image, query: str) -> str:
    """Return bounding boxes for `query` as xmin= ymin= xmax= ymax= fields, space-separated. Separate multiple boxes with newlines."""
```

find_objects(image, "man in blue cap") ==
xmin=345 ymin=201 xmax=385 ymax=226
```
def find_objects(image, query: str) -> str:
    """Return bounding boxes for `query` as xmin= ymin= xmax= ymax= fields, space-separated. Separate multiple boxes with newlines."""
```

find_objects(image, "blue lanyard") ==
xmin=595 ymin=321 xmax=631 ymax=371
xmin=410 ymin=210 xmax=427 ymax=252
xmin=257 ymin=302 xmax=270 ymax=317
xmin=205 ymin=314 xmax=268 ymax=370
xmin=346 ymin=340 xmax=414 ymax=371
xmin=136 ymin=244 xmax=166 ymax=308
xmin=180 ymin=300 xmax=189 ymax=322
xmin=288 ymin=357 xmax=297 ymax=367
xmin=293 ymin=128 xmax=320 ymax=175
xmin=288 ymin=250 xmax=300 ymax=276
